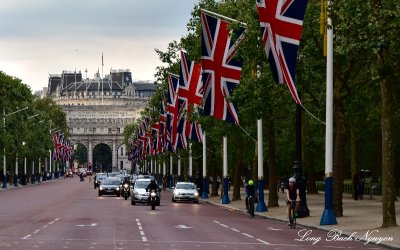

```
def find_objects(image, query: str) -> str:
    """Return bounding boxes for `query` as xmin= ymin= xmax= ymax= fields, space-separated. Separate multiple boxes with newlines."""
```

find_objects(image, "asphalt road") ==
xmin=0 ymin=177 xmax=385 ymax=250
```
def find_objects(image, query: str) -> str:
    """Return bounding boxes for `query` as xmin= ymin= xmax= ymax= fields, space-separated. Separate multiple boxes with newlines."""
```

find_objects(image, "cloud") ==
xmin=0 ymin=0 xmax=198 ymax=91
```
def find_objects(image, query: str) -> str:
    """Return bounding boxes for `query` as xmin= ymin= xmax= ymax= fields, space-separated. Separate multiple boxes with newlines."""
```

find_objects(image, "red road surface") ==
xmin=0 ymin=178 xmax=385 ymax=249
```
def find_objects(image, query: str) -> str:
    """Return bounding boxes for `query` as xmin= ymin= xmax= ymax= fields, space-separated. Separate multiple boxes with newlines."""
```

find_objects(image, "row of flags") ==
xmin=52 ymin=131 xmax=72 ymax=163
xmin=128 ymin=0 xmax=308 ymax=163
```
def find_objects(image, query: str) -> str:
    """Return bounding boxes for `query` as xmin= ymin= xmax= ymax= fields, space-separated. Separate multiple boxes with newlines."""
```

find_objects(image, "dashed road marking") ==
xmin=21 ymin=235 xmax=31 ymax=239
xmin=136 ymin=219 xmax=147 ymax=242
xmin=242 ymin=233 xmax=254 ymax=238
xmin=256 ymin=239 xmax=271 ymax=245
xmin=33 ymin=230 xmax=40 ymax=234
xmin=231 ymin=228 xmax=240 ymax=232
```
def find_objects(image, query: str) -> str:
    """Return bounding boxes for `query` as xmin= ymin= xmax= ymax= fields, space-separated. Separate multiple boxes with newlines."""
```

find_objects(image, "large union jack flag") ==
xmin=177 ymin=51 xmax=204 ymax=143
xmin=256 ymin=0 xmax=307 ymax=104
xmin=166 ymin=73 xmax=180 ymax=152
xmin=200 ymin=11 xmax=246 ymax=125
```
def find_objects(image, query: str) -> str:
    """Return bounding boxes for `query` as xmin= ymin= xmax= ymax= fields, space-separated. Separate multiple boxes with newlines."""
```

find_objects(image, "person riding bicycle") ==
xmin=245 ymin=179 xmax=256 ymax=212
xmin=285 ymin=177 xmax=300 ymax=224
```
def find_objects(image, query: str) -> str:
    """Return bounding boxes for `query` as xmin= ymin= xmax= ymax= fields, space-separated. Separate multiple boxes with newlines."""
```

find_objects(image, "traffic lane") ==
xmin=0 ymin=177 xmax=142 ymax=249
xmin=21 ymin=179 xmax=144 ymax=249
xmin=135 ymin=191 xmax=270 ymax=249
xmin=137 ymin=191 xmax=385 ymax=250
xmin=210 ymin=214 xmax=385 ymax=249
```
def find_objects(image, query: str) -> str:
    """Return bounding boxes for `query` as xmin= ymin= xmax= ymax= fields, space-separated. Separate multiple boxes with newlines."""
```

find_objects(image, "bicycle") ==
xmin=247 ymin=195 xmax=255 ymax=217
xmin=288 ymin=200 xmax=297 ymax=229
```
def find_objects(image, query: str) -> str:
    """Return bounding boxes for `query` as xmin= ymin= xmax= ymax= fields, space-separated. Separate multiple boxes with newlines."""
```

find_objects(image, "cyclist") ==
xmin=245 ymin=179 xmax=256 ymax=213
xmin=285 ymin=177 xmax=300 ymax=224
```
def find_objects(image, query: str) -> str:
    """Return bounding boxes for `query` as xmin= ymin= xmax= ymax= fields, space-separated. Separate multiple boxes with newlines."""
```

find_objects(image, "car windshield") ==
xmin=101 ymin=178 xmax=120 ymax=185
xmin=135 ymin=180 xmax=150 ymax=189
xmin=176 ymin=183 xmax=195 ymax=190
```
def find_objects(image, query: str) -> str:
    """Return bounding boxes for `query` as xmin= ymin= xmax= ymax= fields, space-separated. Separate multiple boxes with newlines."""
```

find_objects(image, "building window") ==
xmin=120 ymin=147 xmax=123 ymax=156
xmin=117 ymin=128 xmax=120 ymax=134
xmin=84 ymin=128 xmax=87 ymax=133
xmin=108 ymin=128 xmax=112 ymax=134
xmin=93 ymin=128 xmax=96 ymax=133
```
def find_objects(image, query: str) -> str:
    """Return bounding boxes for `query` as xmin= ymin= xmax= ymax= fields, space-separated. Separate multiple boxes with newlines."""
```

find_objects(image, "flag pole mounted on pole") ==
xmin=320 ymin=0 xmax=337 ymax=225
xmin=256 ymin=119 xmax=267 ymax=212
xmin=221 ymin=136 xmax=230 ymax=204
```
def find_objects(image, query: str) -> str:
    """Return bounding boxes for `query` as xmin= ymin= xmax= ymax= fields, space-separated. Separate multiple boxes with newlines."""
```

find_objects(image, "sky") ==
xmin=0 ymin=0 xmax=199 ymax=91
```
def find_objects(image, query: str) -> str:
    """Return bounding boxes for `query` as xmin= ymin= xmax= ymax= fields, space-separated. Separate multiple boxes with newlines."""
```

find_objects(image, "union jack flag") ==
xmin=166 ymin=73 xmax=180 ymax=152
xmin=177 ymin=51 xmax=204 ymax=143
xmin=200 ymin=11 xmax=246 ymax=125
xmin=159 ymin=98 xmax=167 ymax=153
xmin=256 ymin=0 xmax=308 ymax=104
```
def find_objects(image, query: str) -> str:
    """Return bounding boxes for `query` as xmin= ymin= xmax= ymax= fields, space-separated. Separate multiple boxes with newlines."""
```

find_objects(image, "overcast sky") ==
xmin=0 ymin=0 xmax=198 ymax=91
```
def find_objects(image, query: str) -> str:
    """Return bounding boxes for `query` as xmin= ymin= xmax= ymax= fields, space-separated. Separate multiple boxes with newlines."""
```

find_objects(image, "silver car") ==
xmin=172 ymin=182 xmax=199 ymax=203
xmin=131 ymin=178 xmax=157 ymax=205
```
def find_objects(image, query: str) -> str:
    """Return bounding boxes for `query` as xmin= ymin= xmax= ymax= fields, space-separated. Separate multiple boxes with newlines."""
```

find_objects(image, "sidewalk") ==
xmin=201 ymin=189 xmax=400 ymax=249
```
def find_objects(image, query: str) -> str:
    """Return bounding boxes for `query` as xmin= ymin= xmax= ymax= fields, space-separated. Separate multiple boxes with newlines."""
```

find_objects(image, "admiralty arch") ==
xmin=47 ymin=69 xmax=156 ymax=172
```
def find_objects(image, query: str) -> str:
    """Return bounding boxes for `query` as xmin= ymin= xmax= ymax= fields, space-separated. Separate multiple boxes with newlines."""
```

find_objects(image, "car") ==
xmin=94 ymin=173 xmax=108 ymax=189
xmin=98 ymin=177 xmax=121 ymax=197
xmin=131 ymin=178 xmax=160 ymax=205
xmin=172 ymin=182 xmax=199 ymax=203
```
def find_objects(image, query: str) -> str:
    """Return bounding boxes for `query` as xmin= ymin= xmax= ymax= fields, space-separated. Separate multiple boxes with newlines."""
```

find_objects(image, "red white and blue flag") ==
xmin=256 ymin=0 xmax=307 ymax=104
xmin=166 ymin=73 xmax=181 ymax=152
xmin=200 ymin=11 xmax=246 ymax=125
xmin=177 ymin=51 xmax=204 ymax=143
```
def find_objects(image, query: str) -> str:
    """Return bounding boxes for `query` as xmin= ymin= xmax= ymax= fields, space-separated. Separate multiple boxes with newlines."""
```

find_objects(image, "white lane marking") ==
xmin=76 ymin=223 xmax=97 ymax=227
xmin=33 ymin=230 xmax=40 ymax=234
xmin=42 ymin=225 xmax=48 ymax=228
xmin=213 ymin=220 xmax=220 ymax=224
xmin=136 ymin=219 xmax=147 ymax=242
xmin=267 ymin=227 xmax=282 ymax=231
xmin=220 ymin=224 xmax=229 ymax=228
xmin=55 ymin=218 xmax=60 ymax=221
xmin=175 ymin=225 xmax=193 ymax=229
xmin=242 ymin=233 xmax=254 ymax=238
xmin=231 ymin=228 xmax=240 ymax=232
xmin=48 ymin=221 xmax=54 ymax=225
xmin=21 ymin=235 xmax=31 ymax=240
xmin=257 ymin=239 xmax=271 ymax=245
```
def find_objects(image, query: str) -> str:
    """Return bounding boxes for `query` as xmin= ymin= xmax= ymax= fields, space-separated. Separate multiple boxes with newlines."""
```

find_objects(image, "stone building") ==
xmin=47 ymin=69 xmax=156 ymax=172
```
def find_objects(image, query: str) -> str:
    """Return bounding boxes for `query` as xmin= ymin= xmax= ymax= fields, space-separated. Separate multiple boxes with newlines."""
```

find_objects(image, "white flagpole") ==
xmin=170 ymin=155 xmax=173 ymax=188
xmin=178 ymin=155 xmax=181 ymax=181
xmin=256 ymin=119 xmax=267 ymax=211
xmin=320 ymin=0 xmax=337 ymax=225
xmin=101 ymin=53 xmax=104 ymax=104
xmin=221 ymin=136 xmax=230 ymax=204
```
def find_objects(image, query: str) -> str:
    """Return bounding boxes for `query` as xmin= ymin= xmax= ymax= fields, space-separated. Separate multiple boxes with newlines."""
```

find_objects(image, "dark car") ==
xmin=98 ymin=177 xmax=121 ymax=197
xmin=94 ymin=173 xmax=108 ymax=189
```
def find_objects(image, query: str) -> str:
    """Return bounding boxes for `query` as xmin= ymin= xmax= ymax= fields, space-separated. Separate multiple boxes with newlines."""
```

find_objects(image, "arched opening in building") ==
xmin=93 ymin=143 xmax=112 ymax=173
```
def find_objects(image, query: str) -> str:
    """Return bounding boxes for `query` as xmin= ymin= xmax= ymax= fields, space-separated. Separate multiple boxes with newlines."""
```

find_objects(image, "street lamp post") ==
xmin=2 ymin=107 xmax=28 ymax=189
xmin=21 ymin=141 xmax=27 ymax=185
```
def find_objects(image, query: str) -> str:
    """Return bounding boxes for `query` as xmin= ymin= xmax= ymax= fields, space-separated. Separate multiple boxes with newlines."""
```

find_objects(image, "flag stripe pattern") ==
xmin=256 ymin=0 xmax=307 ymax=104
xmin=200 ymin=11 xmax=246 ymax=125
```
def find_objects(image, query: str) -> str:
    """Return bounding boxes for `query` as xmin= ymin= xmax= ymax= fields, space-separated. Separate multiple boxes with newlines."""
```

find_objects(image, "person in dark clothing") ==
xmin=285 ymin=177 xmax=300 ymax=222
xmin=352 ymin=173 xmax=360 ymax=200
xmin=146 ymin=179 xmax=160 ymax=204
xmin=245 ymin=179 xmax=256 ymax=211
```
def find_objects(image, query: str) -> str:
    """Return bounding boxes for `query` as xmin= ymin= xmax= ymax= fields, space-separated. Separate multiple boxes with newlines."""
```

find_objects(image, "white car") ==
xmin=131 ymin=178 xmax=160 ymax=205
xmin=172 ymin=182 xmax=199 ymax=203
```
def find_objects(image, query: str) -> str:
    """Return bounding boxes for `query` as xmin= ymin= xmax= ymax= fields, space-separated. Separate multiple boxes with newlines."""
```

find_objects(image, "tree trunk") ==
xmin=380 ymin=78 xmax=397 ymax=227
xmin=267 ymin=119 xmax=279 ymax=207
xmin=210 ymin=152 xmax=218 ymax=197
xmin=333 ymin=86 xmax=346 ymax=217
xmin=350 ymin=124 xmax=358 ymax=199
xmin=232 ymin=139 xmax=243 ymax=201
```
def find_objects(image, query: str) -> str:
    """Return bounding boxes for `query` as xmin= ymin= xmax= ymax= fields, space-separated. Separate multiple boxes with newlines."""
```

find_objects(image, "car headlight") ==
xmin=151 ymin=192 xmax=156 ymax=197
xmin=174 ymin=190 xmax=179 ymax=196
xmin=194 ymin=192 xmax=199 ymax=197
xmin=116 ymin=187 xmax=120 ymax=191
xmin=123 ymin=184 xmax=129 ymax=188
xmin=99 ymin=187 xmax=104 ymax=191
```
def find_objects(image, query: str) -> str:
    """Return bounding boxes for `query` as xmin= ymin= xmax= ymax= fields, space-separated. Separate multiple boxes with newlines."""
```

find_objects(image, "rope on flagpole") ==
xmin=300 ymin=104 xmax=326 ymax=125
xmin=200 ymin=8 xmax=247 ymax=27
xmin=237 ymin=123 xmax=257 ymax=143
